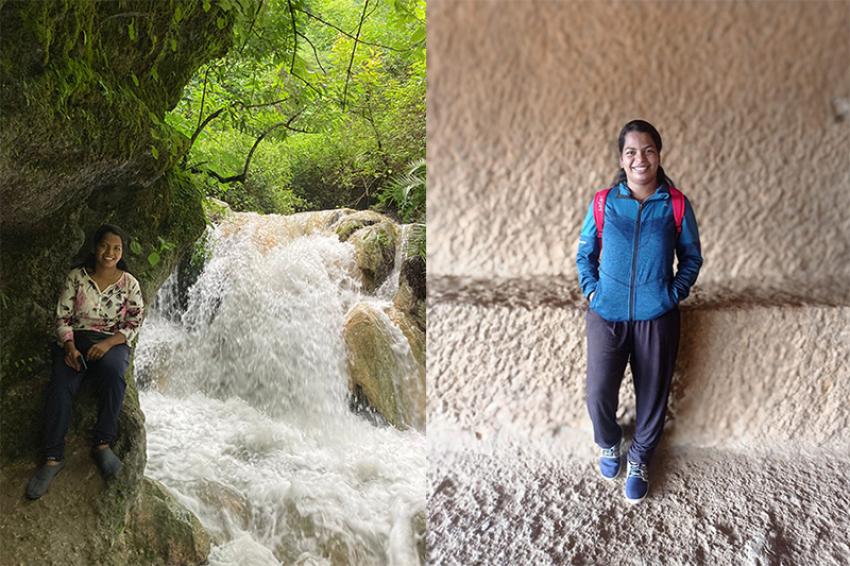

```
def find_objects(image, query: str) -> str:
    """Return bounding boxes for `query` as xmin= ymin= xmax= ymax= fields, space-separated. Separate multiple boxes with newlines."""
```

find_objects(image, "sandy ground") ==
xmin=427 ymin=432 xmax=850 ymax=565
xmin=426 ymin=276 xmax=850 ymax=565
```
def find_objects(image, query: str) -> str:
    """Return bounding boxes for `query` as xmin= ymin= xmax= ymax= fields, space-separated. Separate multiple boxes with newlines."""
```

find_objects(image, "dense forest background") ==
xmin=174 ymin=0 xmax=426 ymax=221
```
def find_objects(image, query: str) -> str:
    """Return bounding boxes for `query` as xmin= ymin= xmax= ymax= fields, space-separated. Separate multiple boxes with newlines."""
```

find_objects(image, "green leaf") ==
xmin=150 ymin=145 xmax=159 ymax=160
xmin=203 ymin=0 xmax=211 ymax=12
xmin=128 ymin=20 xmax=136 ymax=41
xmin=216 ymin=17 xmax=226 ymax=30
xmin=147 ymin=251 xmax=161 ymax=267
xmin=170 ymin=38 xmax=177 ymax=52
xmin=130 ymin=240 xmax=142 ymax=255
xmin=174 ymin=5 xmax=184 ymax=23
xmin=131 ymin=73 xmax=139 ymax=87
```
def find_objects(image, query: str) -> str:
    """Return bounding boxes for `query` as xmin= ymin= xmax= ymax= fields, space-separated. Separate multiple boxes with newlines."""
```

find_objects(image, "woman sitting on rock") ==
xmin=26 ymin=224 xmax=144 ymax=499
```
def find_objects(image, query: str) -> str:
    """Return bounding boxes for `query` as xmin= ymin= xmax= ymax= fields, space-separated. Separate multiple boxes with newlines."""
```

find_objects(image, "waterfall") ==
xmin=376 ymin=224 xmax=412 ymax=300
xmin=136 ymin=212 xmax=425 ymax=565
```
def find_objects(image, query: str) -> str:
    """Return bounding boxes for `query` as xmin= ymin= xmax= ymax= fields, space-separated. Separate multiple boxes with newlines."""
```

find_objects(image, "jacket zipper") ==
xmin=629 ymin=201 xmax=645 ymax=321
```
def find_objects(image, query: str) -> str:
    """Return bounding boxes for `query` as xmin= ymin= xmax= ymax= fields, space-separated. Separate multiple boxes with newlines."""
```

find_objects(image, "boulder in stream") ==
xmin=343 ymin=303 xmax=425 ymax=430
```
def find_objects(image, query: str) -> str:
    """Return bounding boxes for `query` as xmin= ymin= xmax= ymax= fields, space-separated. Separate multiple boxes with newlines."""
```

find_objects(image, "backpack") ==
xmin=593 ymin=186 xmax=685 ymax=251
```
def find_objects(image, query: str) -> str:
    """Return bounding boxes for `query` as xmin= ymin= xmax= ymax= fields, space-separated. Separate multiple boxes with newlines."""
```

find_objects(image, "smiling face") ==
xmin=95 ymin=232 xmax=123 ymax=271
xmin=619 ymin=131 xmax=661 ymax=189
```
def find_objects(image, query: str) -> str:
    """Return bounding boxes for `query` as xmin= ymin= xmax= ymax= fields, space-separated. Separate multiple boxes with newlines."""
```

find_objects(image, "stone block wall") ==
xmin=428 ymin=0 xmax=850 ymax=292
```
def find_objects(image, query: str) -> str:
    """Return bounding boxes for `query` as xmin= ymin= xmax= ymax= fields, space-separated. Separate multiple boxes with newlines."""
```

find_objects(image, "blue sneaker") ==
xmin=598 ymin=439 xmax=622 ymax=480
xmin=624 ymin=461 xmax=649 ymax=503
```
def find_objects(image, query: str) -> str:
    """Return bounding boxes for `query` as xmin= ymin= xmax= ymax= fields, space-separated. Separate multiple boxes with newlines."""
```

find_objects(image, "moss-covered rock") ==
xmin=394 ymin=224 xmax=426 ymax=331
xmin=332 ymin=209 xmax=388 ymax=242
xmin=347 ymin=222 xmax=399 ymax=293
xmin=0 ymin=1 xmax=235 ymax=562
xmin=343 ymin=303 xmax=425 ymax=430
xmin=0 ymin=0 xmax=235 ymax=229
xmin=119 ymin=478 xmax=211 ymax=566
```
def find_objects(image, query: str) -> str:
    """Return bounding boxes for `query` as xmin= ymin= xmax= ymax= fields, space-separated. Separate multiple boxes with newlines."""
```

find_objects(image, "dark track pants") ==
xmin=585 ymin=308 xmax=680 ymax=465
xmin=43 ymin=331 xmax=129 ymax=460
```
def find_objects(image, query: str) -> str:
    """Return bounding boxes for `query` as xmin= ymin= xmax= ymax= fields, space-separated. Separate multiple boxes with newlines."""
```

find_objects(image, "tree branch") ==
xmin=286 ymin=0 xmax=298 ymax=75
xmin=195 ymin=66 xmax=211 ymax=134
xmin=342 ymin=0 xmax=370 ymax=112
xmin=100 ymin=12 xmax=153 ymax=25
xmin=296 ymin=6 xmax=411 ymax=52
xmin=188 ymin=111 xmax=312 ymax=185
xmin=235 ymin=0 xmax=264 ymax=57
xmin=297 ymin=31 xmax=326 ymax=73
xmin=181 ymin=98 xmax=292 ymax=168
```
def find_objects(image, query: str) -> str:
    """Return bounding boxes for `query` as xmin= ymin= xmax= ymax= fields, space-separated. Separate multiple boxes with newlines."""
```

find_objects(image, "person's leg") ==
xmin=43 ymin=343 xmax=86 ymax=461
xmin=29 ymin=341 xmax=89 ymax=499
xmin=627 ymin=308 xmax=681 ymax=465
xmin=585 ymin=309 xmax=631 ymax=449
xmin=88 ymin=343 xmax=129 ymax=447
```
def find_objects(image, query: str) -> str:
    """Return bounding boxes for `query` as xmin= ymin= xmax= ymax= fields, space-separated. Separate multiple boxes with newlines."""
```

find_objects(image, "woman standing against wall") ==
xmin=575 ymin=120 xmax=703 ymax=503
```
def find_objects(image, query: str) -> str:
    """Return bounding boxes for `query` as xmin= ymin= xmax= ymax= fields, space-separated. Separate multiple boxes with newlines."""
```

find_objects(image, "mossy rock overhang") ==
xmin=0 ymin=0 xmax=235 ymax=229
xmin=0 ymin=0 xmax=235 ymax=463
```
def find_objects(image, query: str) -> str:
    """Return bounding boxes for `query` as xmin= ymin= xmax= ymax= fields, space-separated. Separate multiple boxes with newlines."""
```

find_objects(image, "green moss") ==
xmin=0 ymin=3 xmax=236 ymax=561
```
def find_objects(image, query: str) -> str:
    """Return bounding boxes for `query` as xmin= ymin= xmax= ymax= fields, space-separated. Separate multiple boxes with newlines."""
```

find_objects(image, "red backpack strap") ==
xmin=593 ymin=188 xmax=612 ymax=250
xmin=668 ymin=186 xmax=685 ymax=237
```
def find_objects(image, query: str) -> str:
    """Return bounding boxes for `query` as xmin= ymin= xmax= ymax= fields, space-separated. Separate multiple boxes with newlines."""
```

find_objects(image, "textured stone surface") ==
xmin=427 ymin=0 xmax=850 ymax=287
xmin=427 ymin=4 xmax=849 ymax=556
xmin=428 ymin=276 xmax=850 ymax=450
xmin=427 ymin=439 xmax=850 ymax=565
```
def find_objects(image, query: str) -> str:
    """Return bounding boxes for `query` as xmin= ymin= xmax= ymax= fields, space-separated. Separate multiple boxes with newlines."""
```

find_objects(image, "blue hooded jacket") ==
xmin=576 ymin=182 xmax=703 ymax=322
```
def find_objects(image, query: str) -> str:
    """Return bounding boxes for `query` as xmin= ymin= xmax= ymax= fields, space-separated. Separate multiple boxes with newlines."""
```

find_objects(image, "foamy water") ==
xmin=136 ymin=212 xmax=425 ymax=565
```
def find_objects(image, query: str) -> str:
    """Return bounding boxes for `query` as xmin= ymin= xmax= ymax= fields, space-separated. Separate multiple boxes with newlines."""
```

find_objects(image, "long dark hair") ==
xmin=73 ymin=224 xmax=131 ymax=272
xmin=612 ymin=119 xmax=675 ymax=188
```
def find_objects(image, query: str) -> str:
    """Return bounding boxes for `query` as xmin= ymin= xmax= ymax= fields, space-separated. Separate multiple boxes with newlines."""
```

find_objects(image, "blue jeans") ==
xmin=43 ymin=331 xmax=129 ymax=460
xmin=585 ymin=308 xmax=680 ymax=465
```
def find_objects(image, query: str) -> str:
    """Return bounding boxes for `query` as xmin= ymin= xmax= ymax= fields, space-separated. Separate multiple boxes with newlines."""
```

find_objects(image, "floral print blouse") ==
xmin=55 ymin=267 xmax=144 ymax=346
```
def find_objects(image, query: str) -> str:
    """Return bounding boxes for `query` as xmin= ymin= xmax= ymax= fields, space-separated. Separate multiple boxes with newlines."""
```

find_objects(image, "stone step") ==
xmin=427 ymin=438 xmax=850 ymax=565
xmin=427 ymin=276 xmax=850 ymax=450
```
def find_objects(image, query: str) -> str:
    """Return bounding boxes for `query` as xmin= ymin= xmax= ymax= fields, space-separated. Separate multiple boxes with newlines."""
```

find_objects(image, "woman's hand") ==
xmin=63 ymin=341 xmax=82 ymax=371
xmin=87 ymin=334 xmax=126 ymax=361
xmin=87 ymin=340 xmax=114 ymax=361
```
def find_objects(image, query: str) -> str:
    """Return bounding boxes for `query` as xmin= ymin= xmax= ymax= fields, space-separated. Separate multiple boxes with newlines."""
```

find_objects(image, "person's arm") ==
xmin=55 ymin=271 xmax=77 ymax=345
xmin=576 ymin=199 xmax=600 ymax=301
xmin=672 ymin=197 xmax=703 ymax=302
xmin=56 ymin=271 xmax=82 ymax=370
xmin=116 ymin=275 xmax=144 ymax=345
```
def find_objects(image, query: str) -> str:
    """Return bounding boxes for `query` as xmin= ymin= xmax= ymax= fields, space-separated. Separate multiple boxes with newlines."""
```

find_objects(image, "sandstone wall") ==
xmin=427 ymin=0 xmax=850 ymax=291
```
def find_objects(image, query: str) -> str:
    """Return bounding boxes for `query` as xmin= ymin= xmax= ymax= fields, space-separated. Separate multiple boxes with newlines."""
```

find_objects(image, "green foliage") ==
xmin=168 ymin=0 xmax=426 ymax=216
xmin=377 ymin=158 xmax=425 ymax=223
xmin=410 ymin=224 xmax=426 ymax=259
xmin=128 ymin=235 xmax=175 ymax=268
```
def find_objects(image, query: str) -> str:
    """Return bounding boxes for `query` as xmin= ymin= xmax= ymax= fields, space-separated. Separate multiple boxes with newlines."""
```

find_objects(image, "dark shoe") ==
xmin=624 ymin=461 xmax=649 ymax=504
xmin=92 ymin=445 xmax=122 ymax=479
xmin=598 ymin=439 xmax=622 ymax=480
xmin=26 ymin=460 xmax=65 ymax=499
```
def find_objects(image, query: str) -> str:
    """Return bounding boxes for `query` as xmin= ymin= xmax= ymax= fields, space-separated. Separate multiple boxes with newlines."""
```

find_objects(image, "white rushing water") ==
xmin=136 ymin=212 xmax=425 ymax=565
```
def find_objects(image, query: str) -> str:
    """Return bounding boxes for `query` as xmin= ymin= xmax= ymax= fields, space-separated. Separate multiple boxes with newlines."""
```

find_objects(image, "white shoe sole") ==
xmin=624 ymin=488 xmax=648 ymax=504
xmin=599 ymin=465 xmax=621 ymax=481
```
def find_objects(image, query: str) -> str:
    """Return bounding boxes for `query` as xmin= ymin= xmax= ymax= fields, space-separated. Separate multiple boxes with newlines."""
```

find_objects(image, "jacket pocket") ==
xmin=635 ymin=277 xmax=675 ymax=320
xmin=668 ymin=283 xmax=679 ymax=306
xmin=592 ymin=273 xmax=631 ymax=321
